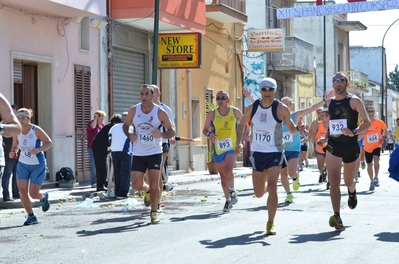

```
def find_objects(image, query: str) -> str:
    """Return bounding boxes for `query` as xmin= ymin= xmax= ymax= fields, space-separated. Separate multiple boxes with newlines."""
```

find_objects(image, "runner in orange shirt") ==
xmin=314 ymin=109 xmax=330 ymax=189
xmin=362 ymin=106 xmax=387 ymax=191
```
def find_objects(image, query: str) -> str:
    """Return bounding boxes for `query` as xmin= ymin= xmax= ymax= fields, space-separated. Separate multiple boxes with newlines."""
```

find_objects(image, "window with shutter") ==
xmin=75 ymin=65 xmax=91 ymax=182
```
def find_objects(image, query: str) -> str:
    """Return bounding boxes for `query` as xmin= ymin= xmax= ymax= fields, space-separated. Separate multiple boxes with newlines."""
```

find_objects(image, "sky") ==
xmin=335 ymin=0 xmax=399 ymax=73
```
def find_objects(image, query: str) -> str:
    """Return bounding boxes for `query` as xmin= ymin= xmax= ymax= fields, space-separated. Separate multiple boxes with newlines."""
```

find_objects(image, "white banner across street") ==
xmin=277 ymin=0 xmax=399 ymax=19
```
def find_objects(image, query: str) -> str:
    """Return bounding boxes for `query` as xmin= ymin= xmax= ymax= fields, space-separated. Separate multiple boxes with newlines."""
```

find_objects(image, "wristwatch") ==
xmin=0 ymin=125 xmax=4 ymax=135
xmin=207 ymin=131 xmax=212 ymax=137
xmin=352 ymin=129 xmax=357 ymax=136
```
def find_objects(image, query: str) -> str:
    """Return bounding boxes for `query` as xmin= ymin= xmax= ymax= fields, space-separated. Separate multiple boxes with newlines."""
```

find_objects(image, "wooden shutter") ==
xmin=75 ymin=65 xmax=91 ymax=182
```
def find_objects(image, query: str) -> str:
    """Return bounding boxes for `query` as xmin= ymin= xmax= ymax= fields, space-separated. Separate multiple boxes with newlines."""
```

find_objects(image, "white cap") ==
xmin=259 ymin=77 xmax=277 ymax=90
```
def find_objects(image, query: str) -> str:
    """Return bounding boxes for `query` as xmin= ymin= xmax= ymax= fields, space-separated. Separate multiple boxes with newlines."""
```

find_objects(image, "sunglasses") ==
xmin=216 ymin=96 xmax=228 ymax=101
xmin=260 ymin=87 xmax=275 ymax=92
xmin=367 ymin=110 xmax=375 ymax=113
xmin=332 ymin=78 xmax=346 ymax=83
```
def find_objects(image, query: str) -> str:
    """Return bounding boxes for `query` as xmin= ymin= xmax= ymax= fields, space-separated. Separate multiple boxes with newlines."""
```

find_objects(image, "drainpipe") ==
xmin=170 ymin=69 xmax=178 ymax=162
xmin=107 ymin=0 xmax=114 ymax=115
xmin=187 ymin=69 xmax=193 ymax=171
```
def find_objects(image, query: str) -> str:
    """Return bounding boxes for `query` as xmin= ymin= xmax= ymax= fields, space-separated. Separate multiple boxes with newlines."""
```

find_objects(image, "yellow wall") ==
xmin=296 ymin=74 xmax=322 ymax=127
xmin=176 ymin=19 xmax=244 ymax=145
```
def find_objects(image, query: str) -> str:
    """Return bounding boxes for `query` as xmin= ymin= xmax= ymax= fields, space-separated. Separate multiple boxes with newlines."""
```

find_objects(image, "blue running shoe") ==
xmin=24 ymin=215 xmax=38 ymax=226
xmin=40 ymin=192 xmax=50 ymax=212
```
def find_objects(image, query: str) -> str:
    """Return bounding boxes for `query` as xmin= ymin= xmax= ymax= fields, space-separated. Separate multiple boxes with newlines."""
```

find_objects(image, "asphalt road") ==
xmin=0 ymin=153 xmax=398 ymax=264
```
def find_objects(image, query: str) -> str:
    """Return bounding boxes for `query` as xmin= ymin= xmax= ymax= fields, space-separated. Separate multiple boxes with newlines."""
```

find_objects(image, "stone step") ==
xmin=169 ymin=169 xmax=186 ymax=176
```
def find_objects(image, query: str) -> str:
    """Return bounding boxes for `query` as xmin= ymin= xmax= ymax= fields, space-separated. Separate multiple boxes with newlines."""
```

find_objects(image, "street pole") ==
xmin=381 ymin=17 xmax=399 ymax=124
xmin=323 ymin=4 xmax=326 ymax=99
xmin=323 ymin=0 xmax=326 ymax=106
xmin=152 ymin=0 xmax=160 ymax=85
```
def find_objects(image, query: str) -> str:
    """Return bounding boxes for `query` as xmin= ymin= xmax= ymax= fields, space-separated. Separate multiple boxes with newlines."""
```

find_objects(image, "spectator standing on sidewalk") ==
xmin=2 ymin=104 xmax=20 ymax=201
xmin=11 ymin=108 xmax=52 ymax=225
xmin=86 ymin=110 xmax=106 ymax=187
xmin=108 ymin=112 xmax=132 ymax=198
xmin=92 ymin=114 xmax=121 ymax=192
xmin=0 ymin=95 xmax=22 ymax=202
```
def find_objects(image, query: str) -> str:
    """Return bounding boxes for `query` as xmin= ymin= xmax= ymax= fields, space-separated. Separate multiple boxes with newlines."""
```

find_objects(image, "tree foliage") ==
xmin=388 ymin=65 xmax=399 ymax=91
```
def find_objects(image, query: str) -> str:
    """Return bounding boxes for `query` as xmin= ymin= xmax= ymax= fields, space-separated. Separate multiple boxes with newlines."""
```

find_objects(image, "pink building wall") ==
xmin=0 ymin=5 xmax=105 ymax=179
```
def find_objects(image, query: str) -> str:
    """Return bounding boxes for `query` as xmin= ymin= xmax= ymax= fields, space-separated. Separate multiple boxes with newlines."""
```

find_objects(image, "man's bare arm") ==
xmin=0 ymin=94 xmax=21 ymax=137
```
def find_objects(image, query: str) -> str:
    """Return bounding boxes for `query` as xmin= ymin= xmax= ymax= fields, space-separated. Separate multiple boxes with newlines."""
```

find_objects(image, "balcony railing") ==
xmin=206 ymin=0 xmax=247 ymax=23
xmin=341 ymin=69 xmax=369 ymax=93
xmin=207 ymin=0 xmax=246 ymax=14
xmin=268 ymin=36 xmax=314 ymax=75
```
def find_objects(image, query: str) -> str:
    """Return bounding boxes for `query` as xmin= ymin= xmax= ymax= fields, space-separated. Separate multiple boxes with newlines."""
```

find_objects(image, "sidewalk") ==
xmin=0 ymin=166 xmax=255 ymax=210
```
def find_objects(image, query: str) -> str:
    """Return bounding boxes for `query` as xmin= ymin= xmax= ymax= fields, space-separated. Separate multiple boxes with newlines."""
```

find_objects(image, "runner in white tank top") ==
xmin=122 ymin=84 xmax=175 ymax=224
xmin=235 ymin=77 xmax=305 ymax=235
xmin=13 ymin=108 xmax=53 ymax=226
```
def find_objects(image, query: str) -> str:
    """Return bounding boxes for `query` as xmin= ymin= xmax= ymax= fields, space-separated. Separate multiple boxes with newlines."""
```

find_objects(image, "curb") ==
xmin=0 ymin=171 xmax=253 ymax=210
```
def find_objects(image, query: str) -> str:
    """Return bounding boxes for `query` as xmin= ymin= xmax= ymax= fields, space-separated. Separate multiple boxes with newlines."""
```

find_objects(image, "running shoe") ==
xmin=348 ymin=189 xmax=357 ymax=209
xmin=230 ymin=190 xmax=238 ymax=205
xmin=318 ymin=175 xmax=323 ymax=184
xmin=157 ymin=203 xmax=163 ymax=213
xmin=24 ymin=215 xmax=38 ymax=226
xmin=143 ymin=191 xmax=151 ymax=207
xmin=361 ymin=161 xmax=366 ymax=170
xmin=322 ymin=169 xmax=327 ymax=182
xmin=329 ymin=214 xmax=344 ymax=229
xmin=374 ymin=177 xmax=380 ymax=187
xmin=369 ymin=182 xmax=375 ymax=191
xmin=292 ymin=176 xmax=300 ymax=191
xmin=266 ymin=222 xmax=276 ymax=235
xmin=285 ymin=193 xmax=293 ymax=203
xmin=150 ymin=211 xmax=160 ymax=224
xmin=40 ymin=192 xmax=50 ymax=212
xmin=326 ymin=182 xmax=330 ymax=190
xmin=305 ymin=160 xmax=309 ymax=168
xmin=222 ymin=200 xmax=232 ymax=213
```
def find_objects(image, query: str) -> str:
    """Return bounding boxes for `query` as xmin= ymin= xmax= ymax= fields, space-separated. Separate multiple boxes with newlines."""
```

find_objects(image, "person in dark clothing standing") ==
xmin=108 ymin=112 xmax=132 ymax=198
xmin=92 ymin=114 xmax=121 ymax=191
xmin=2 ymin=104 xmax=20 ymax=201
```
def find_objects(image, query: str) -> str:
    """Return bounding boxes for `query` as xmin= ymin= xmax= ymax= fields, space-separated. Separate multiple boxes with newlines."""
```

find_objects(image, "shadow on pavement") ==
xmin=374 ymin=232 xmax=399 ymax=242
xmin=289 ymin=228 xmax=346 ymax=243
xmin=169 ymin=212 xmax=223 ymax=222
xmin=90 ymin=212 xmax=148 ymax=224
xmin=199 ymin=231 xmax=269 ymax=248
xmin=76 ymin=222 xmax=150 ymax=237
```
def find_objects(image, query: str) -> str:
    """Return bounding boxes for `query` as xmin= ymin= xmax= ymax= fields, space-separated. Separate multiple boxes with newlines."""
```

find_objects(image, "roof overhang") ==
xmin=0 ymin=0 xmax=107 ymax=18
xmin=335 ymin=20 xmax=367 ymax=32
